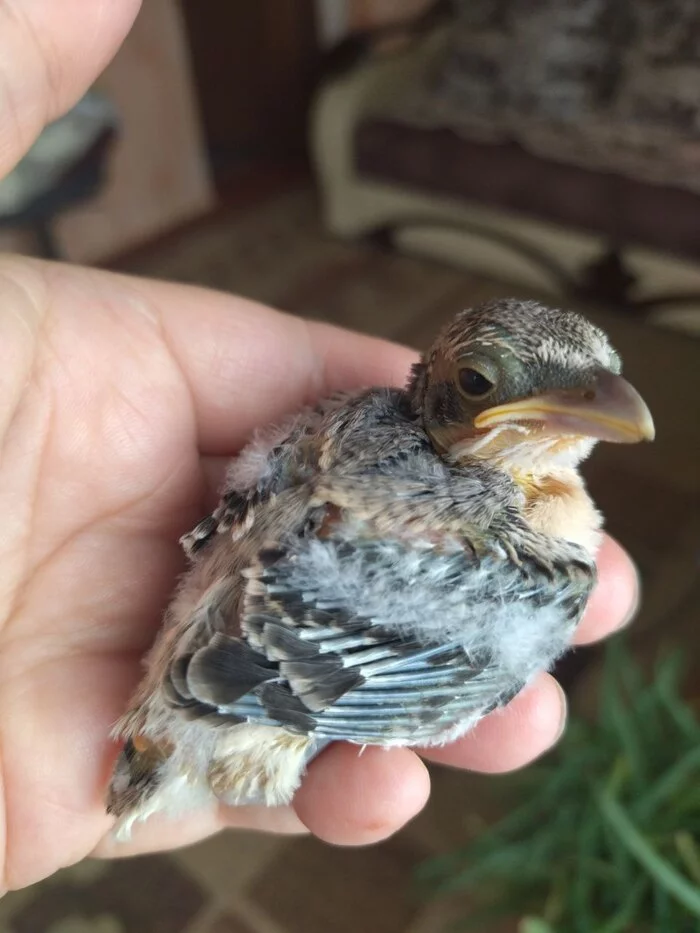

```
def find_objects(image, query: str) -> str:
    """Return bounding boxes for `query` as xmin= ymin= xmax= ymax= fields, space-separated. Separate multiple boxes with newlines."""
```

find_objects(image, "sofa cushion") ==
xmin=355 ymin=117 xmax=700 ymax=261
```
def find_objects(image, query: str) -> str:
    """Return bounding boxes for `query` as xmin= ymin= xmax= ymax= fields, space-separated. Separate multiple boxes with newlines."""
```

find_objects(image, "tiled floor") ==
xmin=0 ymin=768 xmax=497 ymax=933
xmin=2 ymin=186 xmax=697 ymax=932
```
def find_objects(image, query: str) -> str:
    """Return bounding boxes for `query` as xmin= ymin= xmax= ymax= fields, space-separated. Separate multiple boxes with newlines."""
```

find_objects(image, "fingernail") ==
xmin=554 ymin=680 xmax=568 ymax=742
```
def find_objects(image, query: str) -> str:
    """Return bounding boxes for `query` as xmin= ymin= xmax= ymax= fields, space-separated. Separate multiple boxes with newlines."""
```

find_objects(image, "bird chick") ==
xmin=107 ymin=299 xmax=653 ymax=838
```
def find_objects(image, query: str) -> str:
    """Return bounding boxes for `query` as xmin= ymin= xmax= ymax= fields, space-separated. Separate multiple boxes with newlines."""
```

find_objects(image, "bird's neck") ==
xmin=443 ymin=429 xmax=602 ymax=554
xmin=510 ymin=467 xmax=602 ymax=556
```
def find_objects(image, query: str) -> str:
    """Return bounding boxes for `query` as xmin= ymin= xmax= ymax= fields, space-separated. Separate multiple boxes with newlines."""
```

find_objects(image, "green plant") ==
xmin=420 ymin=639 xmax=700 ymax=932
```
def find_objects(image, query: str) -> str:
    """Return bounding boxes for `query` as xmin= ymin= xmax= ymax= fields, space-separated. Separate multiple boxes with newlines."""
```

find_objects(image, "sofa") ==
xmin=311 ymin=3 xmax=700 ymax=330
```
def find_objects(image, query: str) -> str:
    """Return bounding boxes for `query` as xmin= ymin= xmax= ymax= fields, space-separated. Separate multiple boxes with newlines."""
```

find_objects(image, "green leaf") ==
xmin=595 ymin=877 xmax=647 ymax=933
xmin=421 ymin=646 xmax=700 ymax=932
xmin=653 ymin=883 xmax=672 ymax=928
xmin=675 ymin=832 xmax=700 ymax=886
xmin=605 ymin=678 xmax=647 ymax=788
xmin=634 ymin=746 xmax=700 ymax=821
xmin=653 ymin=654 xmax=700 ymax=741
xmin=519 ymin=918 xmax=556 ymax=933
xmin=597 ymin=791 xmax=700 ymax=917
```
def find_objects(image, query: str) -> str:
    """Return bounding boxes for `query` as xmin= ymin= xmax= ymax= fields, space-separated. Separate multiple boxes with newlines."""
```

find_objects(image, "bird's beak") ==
xmin=473 ymin=370 xmax=655 ymax=443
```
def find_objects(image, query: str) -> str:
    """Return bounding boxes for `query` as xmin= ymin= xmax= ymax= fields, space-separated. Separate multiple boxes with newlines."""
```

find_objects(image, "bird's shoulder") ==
xmin=181 ymin=388 xmax=523 ymax=556
xmin=314 ymin=388 xmax=524 ymax=543
xmin=179 ymin=394 xmax=344 ymax=556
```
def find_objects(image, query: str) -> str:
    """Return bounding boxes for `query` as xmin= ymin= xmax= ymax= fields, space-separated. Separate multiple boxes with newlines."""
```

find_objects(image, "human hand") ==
xmin=0 ymin=0 xmax=639 ymax=892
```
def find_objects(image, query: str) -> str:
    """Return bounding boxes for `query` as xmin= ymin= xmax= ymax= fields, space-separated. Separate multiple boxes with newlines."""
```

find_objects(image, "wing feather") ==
xmin=165 ymin=523 xmax=593 ymax=746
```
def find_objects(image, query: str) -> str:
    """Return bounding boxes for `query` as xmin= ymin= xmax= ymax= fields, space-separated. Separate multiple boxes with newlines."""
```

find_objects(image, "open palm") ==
xmin=0 ymin=1 xmax=638 ymax=893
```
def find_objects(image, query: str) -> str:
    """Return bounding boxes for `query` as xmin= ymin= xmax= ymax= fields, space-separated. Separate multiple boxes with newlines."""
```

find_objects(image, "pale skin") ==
xmin=0 ymin=0 xmax=639 ymax=892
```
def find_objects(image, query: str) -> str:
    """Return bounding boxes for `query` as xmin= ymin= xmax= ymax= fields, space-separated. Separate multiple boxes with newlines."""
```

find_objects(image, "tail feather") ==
xmin=106 ymin=737 xmax=167 ymax=818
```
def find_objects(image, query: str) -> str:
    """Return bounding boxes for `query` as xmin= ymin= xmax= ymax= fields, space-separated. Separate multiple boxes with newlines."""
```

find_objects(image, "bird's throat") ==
xmin=511 ymin=468 xmax=602 ymax=555
xmin=511 ymin=470 xmax=574 ymax=503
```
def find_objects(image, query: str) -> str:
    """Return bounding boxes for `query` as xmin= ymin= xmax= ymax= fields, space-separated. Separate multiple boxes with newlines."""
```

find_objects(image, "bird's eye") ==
xmin=458 ymin=367 xmax=494 ymax=398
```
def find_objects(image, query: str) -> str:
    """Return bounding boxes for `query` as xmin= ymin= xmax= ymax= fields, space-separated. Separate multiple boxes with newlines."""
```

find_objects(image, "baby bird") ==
xmin=107 ymin=299 xmax=654 ymax=837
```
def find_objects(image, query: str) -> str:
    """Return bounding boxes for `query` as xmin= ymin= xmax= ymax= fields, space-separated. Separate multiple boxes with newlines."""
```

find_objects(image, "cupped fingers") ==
xmin=94 ymin=802 xmax=308 ymax=861
xmin=419 ymin=672 xmax=566 ymax=774
xmin=573 ymin=535 xmax=640 ymax=646
xmin=294 ymin=743 xmax=430 ymax=846
xmin=96 ymin=670 xmax=567 ymax=858
xmin=97 ymin=744 xmax=432 ymax=860
xmin=96 ymin=743 xmax=434 ymax=858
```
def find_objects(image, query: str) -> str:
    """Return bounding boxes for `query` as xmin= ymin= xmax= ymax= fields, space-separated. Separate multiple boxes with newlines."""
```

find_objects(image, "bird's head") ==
xmin=408 ymin=300 xmax=654 ymax=474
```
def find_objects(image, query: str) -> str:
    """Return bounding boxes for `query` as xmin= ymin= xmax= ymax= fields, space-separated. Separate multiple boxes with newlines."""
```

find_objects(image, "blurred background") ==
xmin=1 ymin=1 xmax=699 ymax=931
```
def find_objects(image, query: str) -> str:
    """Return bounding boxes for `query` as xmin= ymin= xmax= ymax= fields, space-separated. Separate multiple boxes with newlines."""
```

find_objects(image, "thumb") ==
xmin=0 ymin=0 xmax=141 ymax=180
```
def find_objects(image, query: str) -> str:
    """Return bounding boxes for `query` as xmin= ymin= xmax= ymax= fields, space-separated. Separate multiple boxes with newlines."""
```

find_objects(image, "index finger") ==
xmin=124 ymin=274 xmax=416 ymax=455
xmin=573 ymin=534 xmax=639 ymax=644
